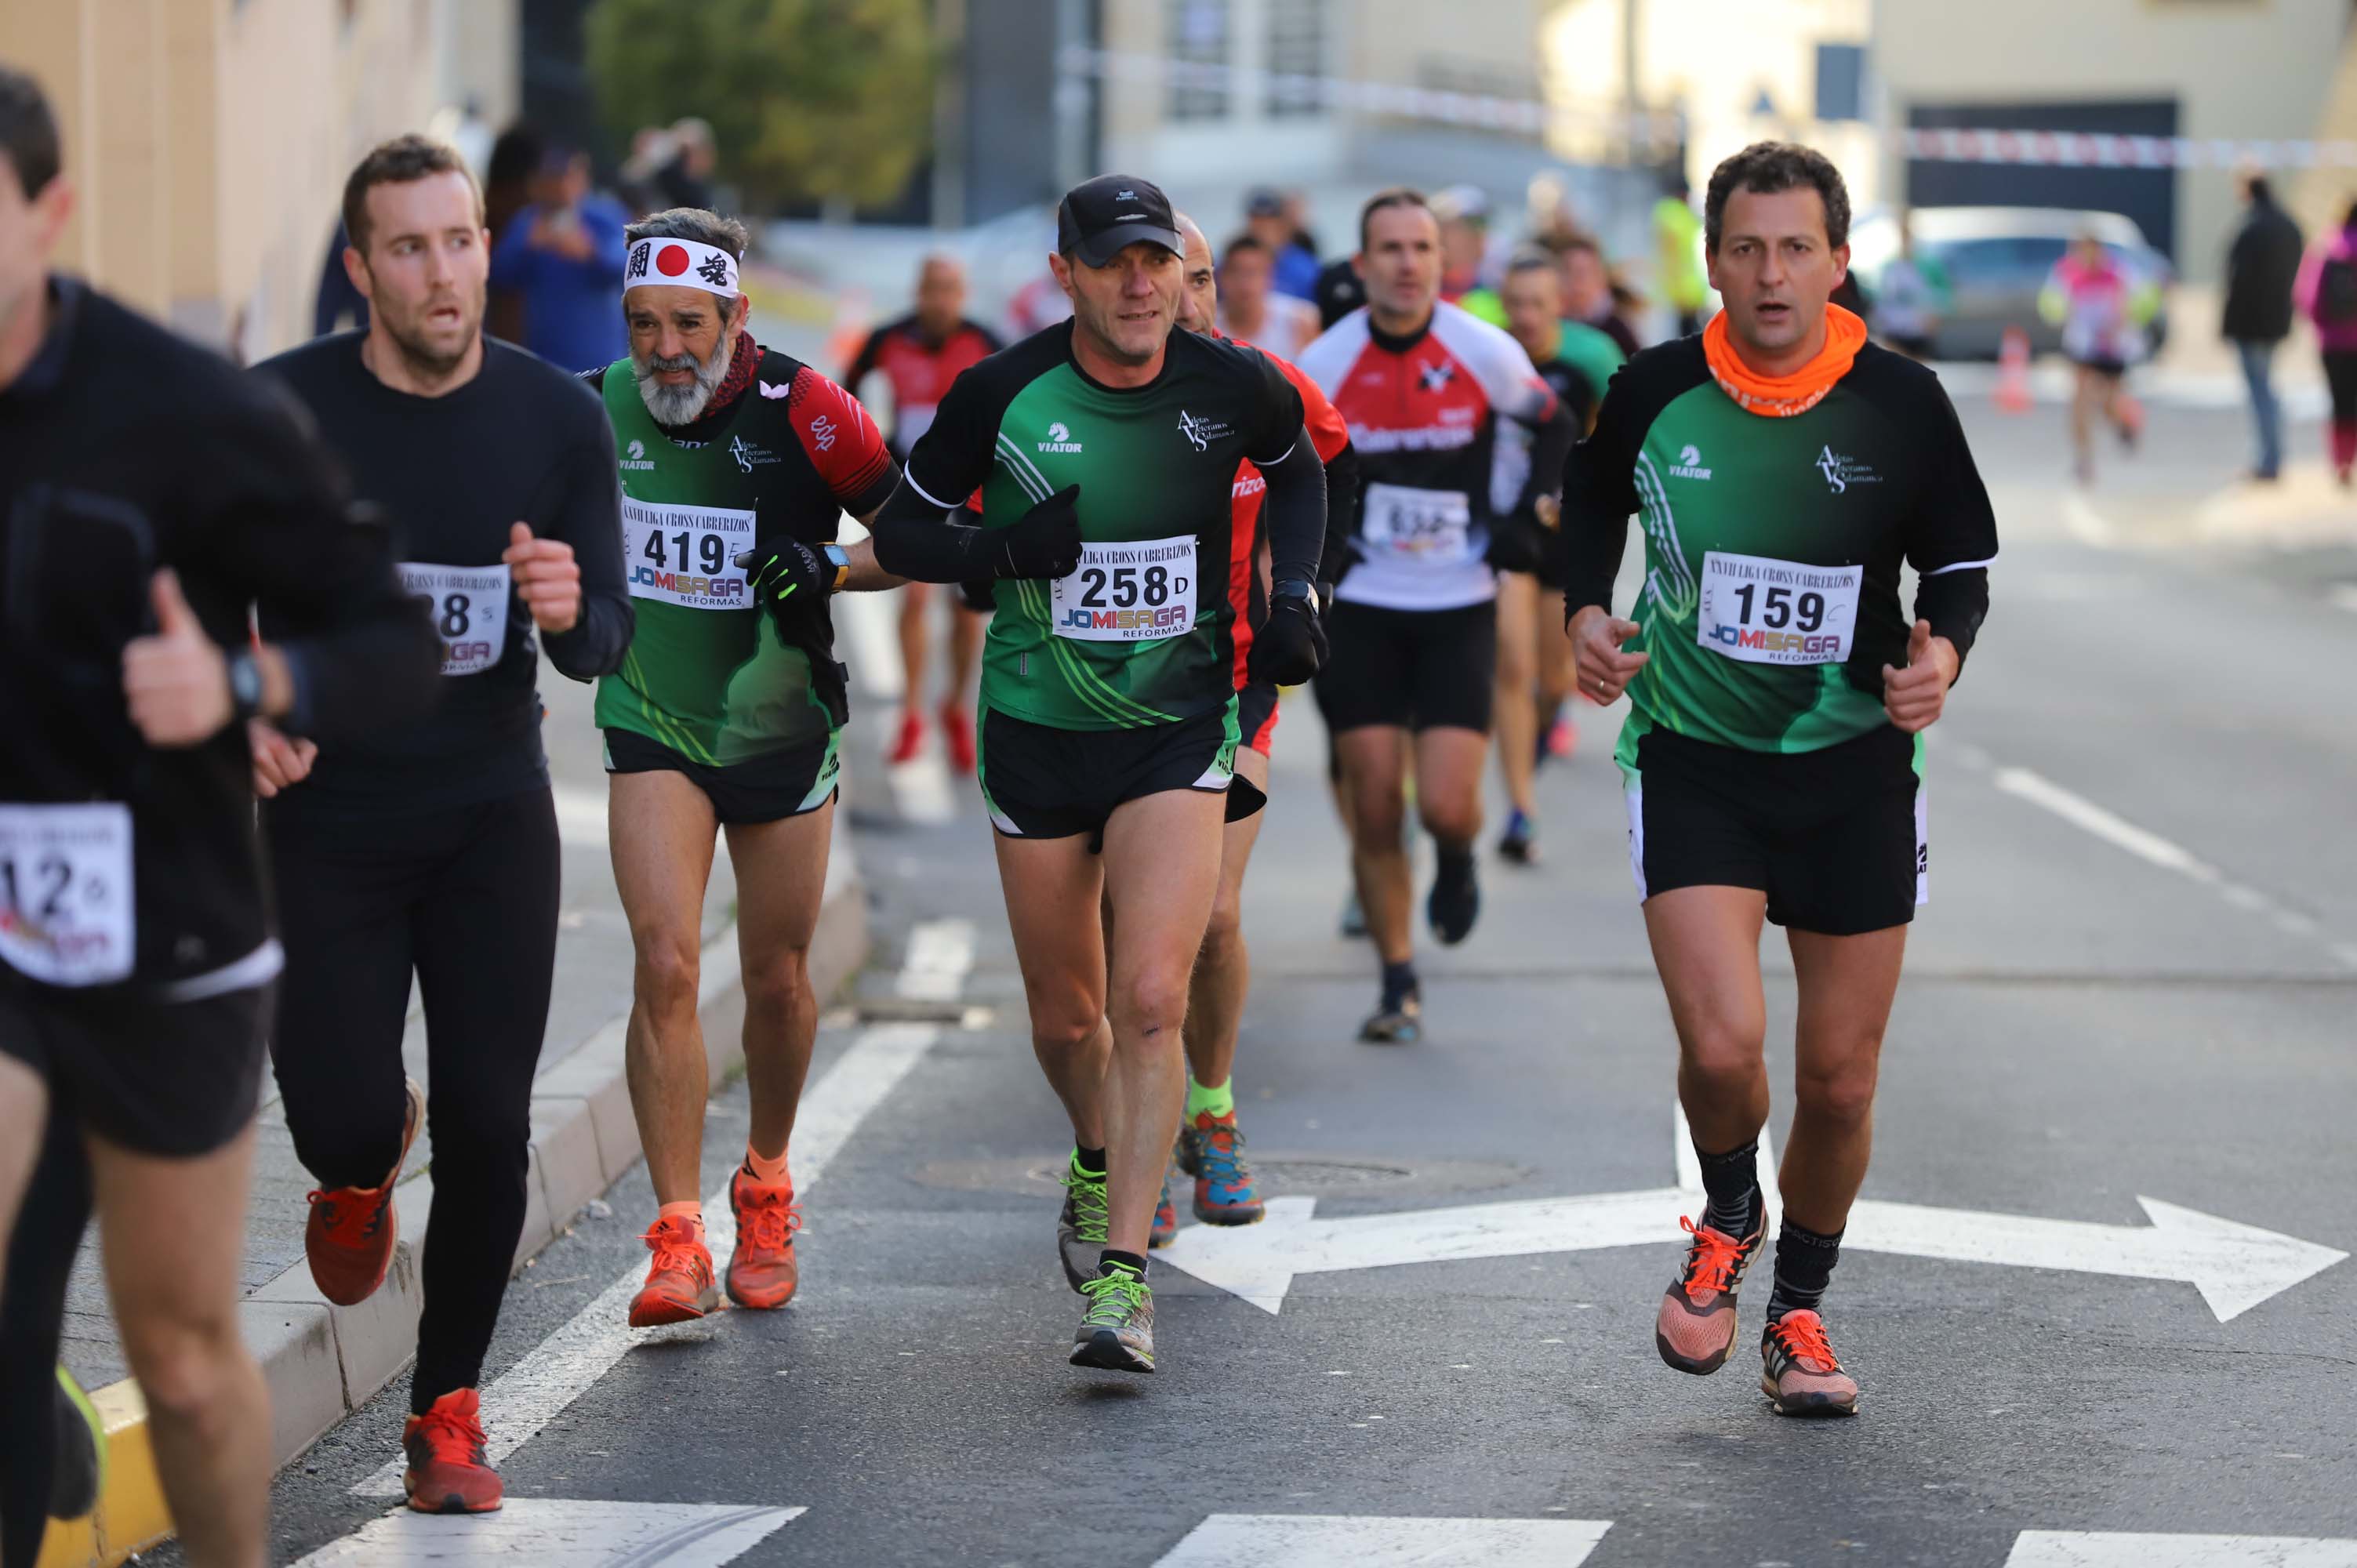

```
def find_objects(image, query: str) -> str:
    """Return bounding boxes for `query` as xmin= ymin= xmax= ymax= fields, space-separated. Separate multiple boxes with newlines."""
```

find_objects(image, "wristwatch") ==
xmin=1271 ymin=579 xmax=1320 ymax=616
xmin=227 ymin=650 xmax=265 ymax=720
xmin=823 ymin=543 xmax=851 ymax=593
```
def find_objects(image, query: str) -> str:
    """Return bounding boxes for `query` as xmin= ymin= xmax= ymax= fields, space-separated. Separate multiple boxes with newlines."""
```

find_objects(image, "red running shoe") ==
xmin=1760 ymin=1309 xmax=1860 ymax=1417
xmin=1654 ymin=1211 xmax=1765 ymax=1374
xmin=627 ymin=1213 xmax=719 ymax=1327
xmin=725 ymin=1166 xmax=801 ymax=1309
xmin=939 ymin=702 xmax=977 ymax=773
xmin=305 ymin=1076 xmax=425 ymax=1306
xmin=402 ymin=1388 xmax=503 ymax=1513
xmin=887 ymin=709 xmax=925 ymax=765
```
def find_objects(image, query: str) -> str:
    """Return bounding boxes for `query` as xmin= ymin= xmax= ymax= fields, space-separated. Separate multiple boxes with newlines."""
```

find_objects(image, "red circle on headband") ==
xmin=656 ymin=245 xmax=692 ymax=277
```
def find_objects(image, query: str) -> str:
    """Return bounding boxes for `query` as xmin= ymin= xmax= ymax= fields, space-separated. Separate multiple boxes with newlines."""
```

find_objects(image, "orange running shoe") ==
xmin=402 ymin=1388 xmax=503 ymax=1513
xmin=305 ymin=1076 xmax=425 ymax=1306
xmin=939 ymin=702 xmax=977 ymax=773
xmin=1760 ymin=1309 xmax=1860 ymax=1417
xmin=627 ymin=1212 xmax=719 ymax=1327
xmin=887 ymin=709 xmax=925 ymax=765
xmin=1654 ymin=1211 xmax=1765 ymax=1375
xmin=725 ymin=1165 xmax=801 ymax=1309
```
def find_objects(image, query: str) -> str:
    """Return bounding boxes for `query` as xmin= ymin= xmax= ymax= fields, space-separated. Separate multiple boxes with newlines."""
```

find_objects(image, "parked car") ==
xmin=1847 ymin=206 xmax=2173 ymax=360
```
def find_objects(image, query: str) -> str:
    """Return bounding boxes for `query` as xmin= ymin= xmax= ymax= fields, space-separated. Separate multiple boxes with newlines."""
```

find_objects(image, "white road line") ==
xmin=2329 ymin=584 xmax=2357 ymax=615
xmin=837 ymin=579 xmax=904 ymax=701
xmin=887 ymin=753 xmax=958 ymax=825
xmin=897 ymin=917 xmax=977 ymax=1003
xmin=355 ymin=920 xmax=974 ymax=1497
xmin=2006 ymin=1530 xmax=2357 ymax=1566
xmin=1153 ymin=1515 xmax=1612 ymax=1567
xmin=2061 ymin=493 xmax=2118 ymax=548
xmin=1672 ymin=1103 xmax=1780 ymax=1228
xmin=1991 ymin=766 xmax=2356 ymax=971
xmin=292 ymin=1500 xmax=803 ymax=1566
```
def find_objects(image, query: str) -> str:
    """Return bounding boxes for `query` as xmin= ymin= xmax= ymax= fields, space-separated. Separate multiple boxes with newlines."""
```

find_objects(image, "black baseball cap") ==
xmin=1057 ymin=175 xmax=1182 ymax=267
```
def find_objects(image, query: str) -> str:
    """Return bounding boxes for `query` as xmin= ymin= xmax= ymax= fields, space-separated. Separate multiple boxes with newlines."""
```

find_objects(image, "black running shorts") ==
xmin=603 ymin=726 xmax=841 ymax=826
xmin=0 ymin=978 xmax=274 ymax=1157
xmin=1313 ymin=599 xmax=1497 ymax=734
xmin=1622 ymin=724 xmax=1926 ymax=936
xmin=978 ymin=704 xmax=1264 ymax=846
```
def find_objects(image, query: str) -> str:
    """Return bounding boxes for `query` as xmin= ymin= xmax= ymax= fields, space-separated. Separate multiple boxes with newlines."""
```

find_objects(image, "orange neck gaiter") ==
xmin=1703 ymin=303 xmax=1868 ymax=418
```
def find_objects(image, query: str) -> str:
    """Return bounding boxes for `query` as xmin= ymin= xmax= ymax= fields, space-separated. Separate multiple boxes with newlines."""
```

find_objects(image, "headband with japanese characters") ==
xmin=623 ymin=236 xmax=741 ymax=297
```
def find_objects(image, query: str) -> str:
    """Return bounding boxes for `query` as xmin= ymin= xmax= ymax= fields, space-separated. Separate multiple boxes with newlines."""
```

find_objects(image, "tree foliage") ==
xmin=584 ymin=0 xmax=934 ymax=211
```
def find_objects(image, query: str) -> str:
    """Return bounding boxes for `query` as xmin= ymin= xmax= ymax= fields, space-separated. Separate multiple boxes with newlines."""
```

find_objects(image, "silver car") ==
xmin=1847 ymin=206 xmax=2173 ymax=360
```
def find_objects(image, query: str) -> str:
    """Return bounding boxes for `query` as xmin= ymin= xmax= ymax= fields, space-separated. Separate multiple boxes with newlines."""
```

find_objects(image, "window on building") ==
xmin=1266 ymin=0 xmax=1327 ymax=118
xmin=1168 ymin=0 xmax=1231 ymax=122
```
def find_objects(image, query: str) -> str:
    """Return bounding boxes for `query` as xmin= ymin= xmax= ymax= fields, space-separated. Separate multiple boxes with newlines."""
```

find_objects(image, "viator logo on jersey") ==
xmin=1669 ymin=444 xmax=1713 ymax=481
xmin=621 ymin=439 xmax=656 ymax=472
xmin=1039 ymin=421 xmax=1084 ymax=454
xmin=1817 ymin=446 xmax=1881 ymax=493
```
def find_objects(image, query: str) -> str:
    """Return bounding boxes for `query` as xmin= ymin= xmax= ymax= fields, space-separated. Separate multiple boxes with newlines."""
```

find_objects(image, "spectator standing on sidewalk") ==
xmin=2294 ymin=198 xmax=2357 ymax=488
xmin=490 ymin=147 xmax=629 ymax=372
xmin=2222 ymin=171 xmax=2305 ymax=483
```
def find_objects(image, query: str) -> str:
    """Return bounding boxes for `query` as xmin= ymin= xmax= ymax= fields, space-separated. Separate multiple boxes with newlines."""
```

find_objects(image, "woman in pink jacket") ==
xmin=2294 ymin=199 xmax=2357 ymax=486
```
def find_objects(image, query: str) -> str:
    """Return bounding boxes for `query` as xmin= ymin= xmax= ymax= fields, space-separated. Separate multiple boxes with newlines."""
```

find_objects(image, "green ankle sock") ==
xmin=1185 ymin=1074 xmax=1234 ymax=1121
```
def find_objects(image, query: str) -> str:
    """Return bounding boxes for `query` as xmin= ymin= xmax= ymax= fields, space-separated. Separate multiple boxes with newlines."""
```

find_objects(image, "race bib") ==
xmin=0 ymin=803 xmax=134 ymax=987
xmin=1696 ymin=550 xmax=1863 ymax=666
xmin=1361 ymin=483 xmax=1473 ymax=568
xmin=401 ymin=562 xmax=510 ymax=677
xmin=623 ymin=497 xmax=754 ymax=611
xmin=1051 ymin=535 xmax=1197 ymax=643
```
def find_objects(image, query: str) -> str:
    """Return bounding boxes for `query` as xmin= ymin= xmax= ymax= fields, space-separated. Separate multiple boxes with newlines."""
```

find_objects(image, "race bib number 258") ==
xmin=1051 ymin=535 xmax=1197 ymax=643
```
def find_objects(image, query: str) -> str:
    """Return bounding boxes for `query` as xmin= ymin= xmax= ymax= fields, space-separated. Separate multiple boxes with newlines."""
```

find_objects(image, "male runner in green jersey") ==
xmin=1563 ymin=142 xmax=1996 ymax=1417
xmin=584 ymin=208 xmax=905 ymax=1329
xmin=873 ymin=176 xmax=1327 ymax=1374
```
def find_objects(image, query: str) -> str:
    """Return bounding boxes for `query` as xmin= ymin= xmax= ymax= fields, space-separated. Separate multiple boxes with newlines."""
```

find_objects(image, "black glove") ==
xmin=990 ymin=484 xmax=1084 ymax=579
xmin=1484 ymin=510 xmax=1547 ymax=575
xmin=736 ymin=538 xmax=830 ymax=626
xmin=1248 ymin=592 xmax=1327 ymax=687
xmin=957 ymin=577 xmax=998 ymax=614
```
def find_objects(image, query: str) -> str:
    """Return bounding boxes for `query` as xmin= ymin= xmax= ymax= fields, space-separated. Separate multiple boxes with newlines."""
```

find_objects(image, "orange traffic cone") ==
xmin=1995 ymin=327 xmax=2032 ymax=414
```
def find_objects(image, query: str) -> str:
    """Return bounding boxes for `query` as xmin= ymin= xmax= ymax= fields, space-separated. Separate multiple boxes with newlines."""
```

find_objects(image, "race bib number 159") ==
xmin=1696 ymin=550 xmax=1863 ymax=666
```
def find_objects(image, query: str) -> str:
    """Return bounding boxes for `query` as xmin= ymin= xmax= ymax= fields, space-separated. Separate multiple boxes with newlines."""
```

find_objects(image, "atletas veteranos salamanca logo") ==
xmin=1669 ymin=442 xmax=1712 ymax=481
xmin=1816 ymin=445 xmax=1882 ymax=493
xmin=1037 ymin=420 xmax=1084 ymax=454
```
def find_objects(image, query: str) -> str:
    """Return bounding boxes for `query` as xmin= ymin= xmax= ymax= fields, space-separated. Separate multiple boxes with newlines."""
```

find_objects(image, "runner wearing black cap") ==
xmin=872 ymin=174 xmax=1327 ymax=1374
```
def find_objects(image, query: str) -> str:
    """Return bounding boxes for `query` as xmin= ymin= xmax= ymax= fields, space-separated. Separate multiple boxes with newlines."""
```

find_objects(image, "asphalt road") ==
xmin=198 ymin=392 xmax=2357 ymax=1567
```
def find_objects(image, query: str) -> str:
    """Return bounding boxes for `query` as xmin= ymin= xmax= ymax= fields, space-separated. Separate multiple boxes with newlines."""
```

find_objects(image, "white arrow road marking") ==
xmin=1158 ymin=1190 xmax=2344 ymax=1321
xmin=291 ymin=1500 xmax=803 ymax=1566
xmin=355 ymin=922 xmax=973 ymax=1497
xmin=1153 ymin=1515 xmax=1611 ymax=1567
xmin=2007 ymin=1531 xmax=2357 ymax=1566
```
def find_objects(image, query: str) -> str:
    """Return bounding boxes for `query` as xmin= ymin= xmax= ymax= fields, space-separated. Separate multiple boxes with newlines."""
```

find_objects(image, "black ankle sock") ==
xmin=1694 ymin=1140 xmax=1763 ymax=1237
xmin=1072 ymin=1146 xmax=1106 ymax=1179
xmin=1098 ymin=1248 xmax=1147 ymax=1279
xmin=1435 ymin=844 xmax=1474 ymax=884
xmin=1765 ymin=1220 xmax=1843 ymax=1320
xmin=1379 ymin=960 xmax=1418 ymax=1004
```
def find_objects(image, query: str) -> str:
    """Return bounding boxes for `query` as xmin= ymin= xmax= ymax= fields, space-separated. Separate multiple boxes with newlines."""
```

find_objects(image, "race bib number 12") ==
xmin=401 ymin=562 xmax=510 ymax=677
xmin=0 ymin=803 xmax=134 ymax=987
xmin=623 ymin=498 xmax=754 ymax=611
xmin=1696 ymin=550 xmax=1863 ymax=666
xmin=1051 ymin=535 xmax=1197 ymax=643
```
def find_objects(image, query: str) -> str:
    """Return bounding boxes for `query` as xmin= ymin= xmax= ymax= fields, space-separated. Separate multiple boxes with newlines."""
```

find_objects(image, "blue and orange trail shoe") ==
xmin=1176 ymin=1110 xmax=1265 ymax=1225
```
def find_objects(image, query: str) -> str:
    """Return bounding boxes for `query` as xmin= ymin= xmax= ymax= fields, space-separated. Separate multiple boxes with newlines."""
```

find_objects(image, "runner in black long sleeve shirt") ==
xmin=242 ymin=137 xmax=630 ymax=1515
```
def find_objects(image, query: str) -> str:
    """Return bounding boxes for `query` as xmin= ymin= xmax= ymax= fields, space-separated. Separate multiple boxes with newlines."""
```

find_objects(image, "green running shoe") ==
xmin=1070 ymin=1261 xmax=1156 ymax=1374
xmin=1055 ymin=1153 xmax=1109 ymax=1292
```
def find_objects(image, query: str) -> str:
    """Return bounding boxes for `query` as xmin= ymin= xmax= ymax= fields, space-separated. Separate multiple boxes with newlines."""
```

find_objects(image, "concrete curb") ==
xmin=38 ymin=827 xmax=870 ymax=1568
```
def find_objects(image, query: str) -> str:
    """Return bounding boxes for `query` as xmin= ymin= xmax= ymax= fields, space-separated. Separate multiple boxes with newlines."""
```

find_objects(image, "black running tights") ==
xmin=267 ymin=787 xmax=559 ymax=1414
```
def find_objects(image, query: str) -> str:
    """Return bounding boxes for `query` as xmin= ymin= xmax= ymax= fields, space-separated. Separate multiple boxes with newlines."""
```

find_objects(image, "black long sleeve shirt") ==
xmin=256 ymin=332 xmax=632 ymax=815
xmin=1 ymin=279 xmax=439 ymax=991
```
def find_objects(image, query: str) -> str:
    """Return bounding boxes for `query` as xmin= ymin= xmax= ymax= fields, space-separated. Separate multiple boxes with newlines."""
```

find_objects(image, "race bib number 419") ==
xmin=0 ymin=803 xmax=134 ymax=987
xmin=1051 ymin=535 xmax=1197 ymax=642
xmin=1696 ymin=550 xmax=1863 ymax=666
xmin=401 ymin=562 xmax=510 ymax=677
xmin=624 ymin=498 xmax=754 ymax=611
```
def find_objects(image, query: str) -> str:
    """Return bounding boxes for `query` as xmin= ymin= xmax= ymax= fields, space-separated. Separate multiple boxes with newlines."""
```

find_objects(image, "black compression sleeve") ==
xmin=1257 ymin=427 xmax=1326 ymax=586
xmin=1318 ymin=440 xmax=1360 ymax=589
xmin=870 ymin=474 xmax=991 ymax=584
xmin=1513 ymin=397 xmax=1578 ymax=522
xmin=1914 ymin=567 xmax=1990 ymax=670
xmin=539 ymin=415 xmax=634 ymax=681
xmin=1558 ymin=376 xmax=1645 ymax=617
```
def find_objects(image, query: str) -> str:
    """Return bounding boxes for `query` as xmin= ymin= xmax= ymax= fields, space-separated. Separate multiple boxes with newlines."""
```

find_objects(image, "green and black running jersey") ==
xmin=900 ymin=321 xmax=1305 ymax=731
xmin=1563 ymin=338 xmax=1996 ymax=763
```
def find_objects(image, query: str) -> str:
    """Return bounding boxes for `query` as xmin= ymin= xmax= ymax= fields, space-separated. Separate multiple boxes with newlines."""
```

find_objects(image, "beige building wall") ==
xmin=1871 ymin=0 xmax=2350 ymax=281
xmin=1 ymin=0 xmax=518 ymax=358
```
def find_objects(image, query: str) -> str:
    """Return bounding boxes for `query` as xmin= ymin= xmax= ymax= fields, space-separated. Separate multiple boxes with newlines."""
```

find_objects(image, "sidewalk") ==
xmin=37 ymin=674 xmax=872 ymax=1568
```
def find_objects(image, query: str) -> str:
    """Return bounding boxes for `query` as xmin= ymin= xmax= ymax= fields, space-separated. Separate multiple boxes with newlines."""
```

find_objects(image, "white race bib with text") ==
xmin=401 ymin=562 xmax=510 ymax=676
xmin=1050 ymin=535 xmax=1198 ymax=643
xmin=0 ymin=803 xmax=134 ymax=987
xmin=1696 ymin=550 xmax=1863 ymax=666
xmin=1361 ymin=482 xmax=1473 ymax=568
xmin=623 ymin=498 xmax=755 ymax=611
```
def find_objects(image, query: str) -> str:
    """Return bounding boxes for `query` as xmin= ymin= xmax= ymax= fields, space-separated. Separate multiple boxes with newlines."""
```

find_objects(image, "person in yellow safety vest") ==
xmin=1654 ymin=170 xmax=1709 ymax=336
